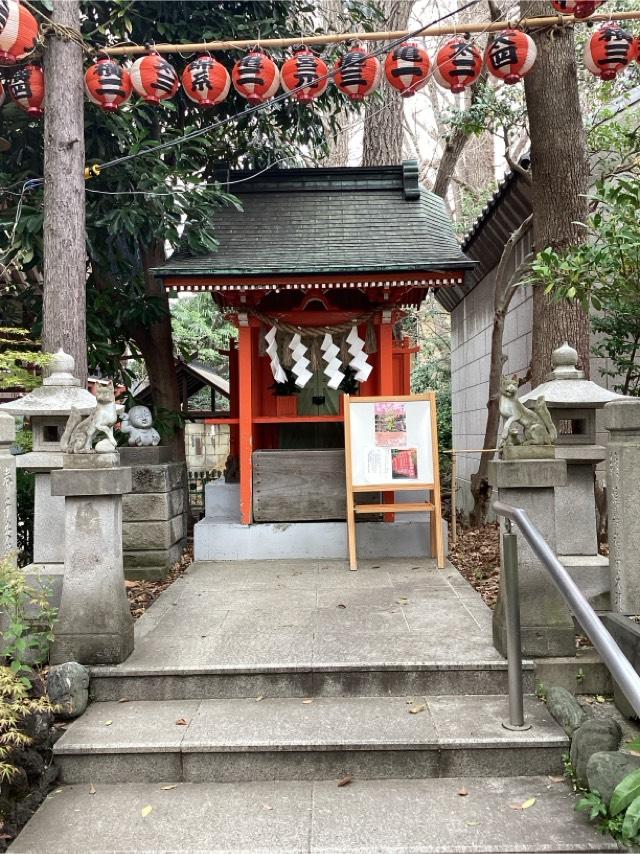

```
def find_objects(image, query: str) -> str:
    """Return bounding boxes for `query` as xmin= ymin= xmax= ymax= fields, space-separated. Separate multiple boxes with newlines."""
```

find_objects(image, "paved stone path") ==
xmin=10 ymin=558 xmax=616 ymax=852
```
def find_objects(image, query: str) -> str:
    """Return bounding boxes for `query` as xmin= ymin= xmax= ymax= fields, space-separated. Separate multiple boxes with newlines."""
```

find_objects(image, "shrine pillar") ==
xmin=237 ymin=313 xmax=253 ymax=525
xmin=378 ymin=309 xmax=394 ymax=395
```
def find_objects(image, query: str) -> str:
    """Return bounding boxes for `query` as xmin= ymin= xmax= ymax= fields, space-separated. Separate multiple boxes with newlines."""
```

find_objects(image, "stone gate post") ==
xmin=0 ymin=411 xmax=17 ymax=559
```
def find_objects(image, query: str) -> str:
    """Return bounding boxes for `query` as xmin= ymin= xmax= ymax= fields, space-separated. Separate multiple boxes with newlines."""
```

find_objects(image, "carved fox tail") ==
xmin=535 ymin=396 xmax=558 ymax=443
xmin=60 ymin=406 xmax=83 ymax=452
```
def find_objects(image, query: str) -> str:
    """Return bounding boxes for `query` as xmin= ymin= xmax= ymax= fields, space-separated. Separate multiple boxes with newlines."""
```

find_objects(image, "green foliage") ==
xmin=575 ymin=766 xmax=640 ymax=845
xmin=0 ymin=328 xmax=49 ymax=391
xmin=408 ymin=303 xmax=451 ymax=487
xmin=1 ymin=0 xmax=377 ymax=386
xmin=170 ymin=294 xmax=236 ymax=377
xmin=0 ymin=556 xmax=56 ymax=684
xmin=0 ymin=666 xmax=56 ymax=784
xmin=529 ymin=164 xmax=640 ymax=397
xmin=444 ymin=82 xmax=525 ymax=139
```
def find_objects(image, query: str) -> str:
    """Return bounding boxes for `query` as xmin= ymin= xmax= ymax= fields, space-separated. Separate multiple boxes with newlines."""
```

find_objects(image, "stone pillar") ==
xmin=489 ymin=458 xmax=575 ymax=657
xmin=119 ymin=447 xmax=187 ymax=580
xmin=50 ymin=455 xmax=133 ymax=665
xmin=0 ymin=412 xmax=17 ymax=559
xmin=604 ymin=399 xmax=640 ymax=615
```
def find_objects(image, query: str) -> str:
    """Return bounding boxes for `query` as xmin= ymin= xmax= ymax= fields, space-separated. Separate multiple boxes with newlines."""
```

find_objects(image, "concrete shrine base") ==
xmin=194 ymin=479 xmax=447 ymax=561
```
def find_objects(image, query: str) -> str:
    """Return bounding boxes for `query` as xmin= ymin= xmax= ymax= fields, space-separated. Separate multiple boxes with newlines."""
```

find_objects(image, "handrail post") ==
xmin=501 ymin=531 xmax=531 ymax=731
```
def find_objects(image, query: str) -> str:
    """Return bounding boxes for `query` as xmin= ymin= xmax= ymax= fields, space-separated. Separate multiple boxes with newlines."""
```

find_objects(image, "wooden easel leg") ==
xmin=435 ymin=509 xmax=445 ymax=570
xmin=347 ymin=501 xmax=358 ymax=571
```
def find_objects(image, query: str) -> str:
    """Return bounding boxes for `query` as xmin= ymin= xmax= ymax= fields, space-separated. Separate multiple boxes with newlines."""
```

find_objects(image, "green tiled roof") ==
xmin=153 ymin=162 xmax=473 ymax=280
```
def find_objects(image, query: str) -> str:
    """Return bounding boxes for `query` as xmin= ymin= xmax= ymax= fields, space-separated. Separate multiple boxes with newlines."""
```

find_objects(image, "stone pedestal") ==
xmin=50 ymin=456 xmax=134 ymax=665
xmin=0 ymin=412 xmax=17 ymax=558
xmin=120 ymin=447 xmax=187 ymax=580
xmin=604 ymin=399 xmax=640 ymax=615
xmin=489 ymin=458 xmax=575 ymax=657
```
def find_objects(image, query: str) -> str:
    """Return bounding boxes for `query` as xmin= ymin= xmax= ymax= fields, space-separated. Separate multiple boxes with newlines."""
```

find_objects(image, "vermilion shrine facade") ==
xmin=154 ymin=161 xmax=472 ymax=527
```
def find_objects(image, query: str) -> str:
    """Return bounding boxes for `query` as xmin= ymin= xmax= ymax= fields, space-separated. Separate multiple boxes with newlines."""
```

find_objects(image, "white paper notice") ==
xmin=366 ymin=447 xmax=392 ymax=482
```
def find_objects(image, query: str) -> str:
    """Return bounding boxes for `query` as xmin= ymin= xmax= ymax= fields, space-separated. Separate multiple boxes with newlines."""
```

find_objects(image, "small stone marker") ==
xmin=47 ymin=661 xmax=90 ymax=719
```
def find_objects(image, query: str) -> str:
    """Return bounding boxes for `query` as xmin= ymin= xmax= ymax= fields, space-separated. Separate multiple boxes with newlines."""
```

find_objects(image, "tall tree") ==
xmin=42 ymin=0 xmax=86 ymax=384
xmin=361 ymin=0 xmax=413 ymax=166
xmin=520 ymin=0 xmax=591 ymax=383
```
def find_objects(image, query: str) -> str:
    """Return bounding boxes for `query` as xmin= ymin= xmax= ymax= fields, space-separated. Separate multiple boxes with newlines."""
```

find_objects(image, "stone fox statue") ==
xmin=499 ymin=375 xmax=557 ymax=448
xmin=61 ymin=383 xmax=118 ymax=453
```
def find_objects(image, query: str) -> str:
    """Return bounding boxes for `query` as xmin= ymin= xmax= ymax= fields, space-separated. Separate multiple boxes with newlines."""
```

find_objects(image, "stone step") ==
xmin=89 ymin=660 xmax=535 ymax=701
xmin=54 ymin=695 xmax=567 ymax=784
xmin=10 ymin=777 xmax=616 ymax=853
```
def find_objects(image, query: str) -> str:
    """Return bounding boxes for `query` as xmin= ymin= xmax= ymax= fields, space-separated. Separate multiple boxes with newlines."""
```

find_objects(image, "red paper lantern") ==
xmin=433 ymin=37 xmax=482 ymax=93
xmin=584 ymin=23 xmax=634 ymax=80
xmin=485 ymin=29 xmax=537 ymax=84
xmin=334 ymin=44 xmax=381 ymax=101
xmin=232 ymin=48 xmax=280 ymax=104
xmin=0 ymin=0 xmax=38 ymax=65
xmin=551 ymin=1 xmax=604 ymax=18
xmin=182 ymin=54 xmax=230 ymax=107
xmin=8 ymin=62 xmax=43 ymax=116
xmin=130 ymin=51 xmax=179 ymax=104
xmin=84 ymin=56 xmax=132 ymax=112
xmin=384 ymin=41 xmax=431 ymax=97
xmin=281 ymin=46 xmax=328 ymax=103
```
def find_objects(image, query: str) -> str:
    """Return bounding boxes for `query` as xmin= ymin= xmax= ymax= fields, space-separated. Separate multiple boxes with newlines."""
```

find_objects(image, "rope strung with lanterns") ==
xmin=1 ymin=0 xmax=639 ymax=119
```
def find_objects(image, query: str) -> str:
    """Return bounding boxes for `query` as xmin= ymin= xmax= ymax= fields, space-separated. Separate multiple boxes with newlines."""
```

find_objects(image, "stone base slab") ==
xmin=561 ymin=554 xmax=610 ymax=612
xmin=119 ymin=446 xmax=175 ymax=465
xmin=493 ymin=609 xmax=576 ymax=658
xmin=50 ymin=629 xmax=134 ymax=666
xmin=124 ymin=542 xmax=184 ymax=580
xmin=488 ymin=458 xmax=567 ymax=489
xmin=534 ymin=650 xmax=613 ymax=697
xmin=52 ymin=465 xmax=132 ymax=496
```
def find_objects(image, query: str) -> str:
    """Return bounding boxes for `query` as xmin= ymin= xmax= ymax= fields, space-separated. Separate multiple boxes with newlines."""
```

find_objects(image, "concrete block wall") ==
xmin=185 ymin=423 xmax=230 ymax=475
xmin=122 ymin=461 xmax=188 ymax=580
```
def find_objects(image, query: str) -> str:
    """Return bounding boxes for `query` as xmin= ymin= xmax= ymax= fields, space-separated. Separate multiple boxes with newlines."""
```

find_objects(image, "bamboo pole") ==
xmin=102 ymin=10 xmax=640 ymax=57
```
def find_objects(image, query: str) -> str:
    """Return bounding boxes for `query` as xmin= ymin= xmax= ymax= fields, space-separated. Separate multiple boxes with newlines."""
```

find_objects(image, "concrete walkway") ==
xmin=95 ymin=558 xmax=502 ymax=677
xmin=11 ymin=558 xmax=614 ymax=852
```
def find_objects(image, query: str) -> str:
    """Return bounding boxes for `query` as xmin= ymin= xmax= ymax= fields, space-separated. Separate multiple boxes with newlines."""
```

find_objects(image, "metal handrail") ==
xmin=493 ymin=500 xmax=640 ymax=722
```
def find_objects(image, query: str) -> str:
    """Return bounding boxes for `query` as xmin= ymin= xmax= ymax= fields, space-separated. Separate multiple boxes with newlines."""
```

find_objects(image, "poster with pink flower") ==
xmin=374 ymin=402 xmax=407 ymax=447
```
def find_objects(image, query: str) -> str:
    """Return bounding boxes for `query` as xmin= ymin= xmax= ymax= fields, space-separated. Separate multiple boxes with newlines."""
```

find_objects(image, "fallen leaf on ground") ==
xmin=409 ymin=703 xmax=427 ymax=715
xmin=337 ymin=775 xmax=353 ymax=787
xmin=465 ymin=821 xmax=479 ymax=827
xmin=89 ymin=783 xmax=96 ymax=795
xmin=175 ymin=718 xmax=189 ymax=726
xmin=104 ymin=720 xmax=113 ymax=727
xmin=141 ymin=805 xmax=153 ymax=817
xmin=458 ymin=787 xmax=469 ymax=796
xmin=337 ymin=603 xmax=347 ymax=609
xmin=256 ymin=695 xmax=264 ymax=702
xmin=548 ymin=775 xmax=564 ymax=783
xmin=161 ymin=784 xmax=178 ymax=790
xmin=262 ymin=803 xmax=273 ymax=810
xmin=117 ymin=698 xmax=129 ymax=704
xmin=596 ymin=695 xmax=606 ymax=703
xmin=302 ymin=699 xmax=314 ymax=704
xmin=521 ymin=798 xmax=536 ymax=809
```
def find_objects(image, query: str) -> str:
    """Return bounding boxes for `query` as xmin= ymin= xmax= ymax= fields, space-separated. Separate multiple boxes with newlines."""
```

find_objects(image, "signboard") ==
xmin=344 ymin=393 xmax=444 ymax=570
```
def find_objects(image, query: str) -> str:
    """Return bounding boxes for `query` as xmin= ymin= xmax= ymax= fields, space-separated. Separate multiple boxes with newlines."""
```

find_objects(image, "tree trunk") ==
xmin=42 ymin=1 xmax=87 ymax=385
xmin=469 ymin=215 xmax=532 ymax=525
xmin=521 ymin=1 xmax=591 ymax=385
xmin=130 ymin=244 xmax=185 ymax=462
xmin=361 ymin=0 xmax=413 ymax=167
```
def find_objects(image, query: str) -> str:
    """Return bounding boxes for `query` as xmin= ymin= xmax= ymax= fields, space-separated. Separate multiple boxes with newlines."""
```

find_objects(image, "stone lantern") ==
xmin=520 ymin=342 xmax=622 ymax=607
xmin=0 ymin=350 xmax=96 ymax=601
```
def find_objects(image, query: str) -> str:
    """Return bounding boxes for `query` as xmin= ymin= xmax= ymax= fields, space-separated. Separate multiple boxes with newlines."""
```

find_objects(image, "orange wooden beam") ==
xmin=237 ymin=318 xmax=253 ymax=525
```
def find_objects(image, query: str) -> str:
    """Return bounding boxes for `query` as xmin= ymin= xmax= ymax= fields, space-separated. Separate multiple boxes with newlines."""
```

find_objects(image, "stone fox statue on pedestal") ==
xmin=60 ymin=383 xmax=118 ymax=453
xmin=499 ymin=375 xmax=557 ymax=449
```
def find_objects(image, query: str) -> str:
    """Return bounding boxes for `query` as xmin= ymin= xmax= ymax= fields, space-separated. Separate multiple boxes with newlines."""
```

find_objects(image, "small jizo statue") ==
xmin=120 ymin=405 xmax=160 ymax=447
xmin=499 ymin=375 xmax=557 ymax=456
xmin=60 ymin=382 xmax=118 ymax=454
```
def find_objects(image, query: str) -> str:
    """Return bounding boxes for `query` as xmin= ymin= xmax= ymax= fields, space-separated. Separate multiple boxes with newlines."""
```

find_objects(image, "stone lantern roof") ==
xmin=0 ymin=349 xmax=96 ymax=417
xmin=519 ymin=342 xmax=623 ymax=410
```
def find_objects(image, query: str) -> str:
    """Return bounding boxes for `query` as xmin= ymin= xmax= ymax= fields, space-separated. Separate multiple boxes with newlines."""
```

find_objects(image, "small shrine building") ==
xmin=153 ymin=160 xmax=472 ymax=534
